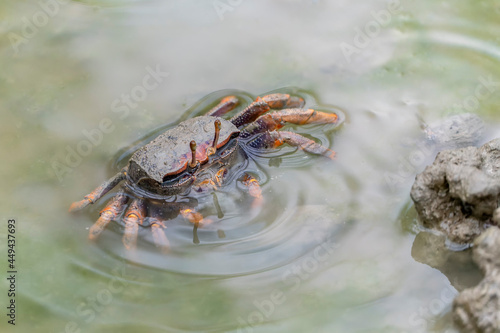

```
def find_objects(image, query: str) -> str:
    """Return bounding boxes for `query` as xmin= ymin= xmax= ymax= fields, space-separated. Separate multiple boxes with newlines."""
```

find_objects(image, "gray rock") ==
xmin=410 ymin=115 xmax=500 ymax=332
xmin=410 ymin=138 xmax=500 ymax=244
xmin=453 ymin=227 xmax=500 ymax=332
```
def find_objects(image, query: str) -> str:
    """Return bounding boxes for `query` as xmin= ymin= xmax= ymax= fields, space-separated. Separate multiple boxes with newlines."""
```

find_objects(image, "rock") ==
xmin=410 ymin=138 xmax=500 ymax=244
xmin=410 ymin=115 xmax=500 ymax=332
xmin=453 ymin=227 xmax=500 ymax=332
xmin=493 ymin=208 xmax=500 ymax=225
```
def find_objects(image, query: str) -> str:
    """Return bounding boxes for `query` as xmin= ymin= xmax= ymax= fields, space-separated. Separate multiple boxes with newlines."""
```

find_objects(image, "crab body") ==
xmin=69 ymin=92 xmax=342 ymax=252
xmin=128 ymin=116 xmax=240 ymax=196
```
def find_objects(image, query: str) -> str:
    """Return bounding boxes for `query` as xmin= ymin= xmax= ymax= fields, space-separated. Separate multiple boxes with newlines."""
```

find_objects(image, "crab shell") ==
xmin=127 ymin=116 xmax=240 ymax=195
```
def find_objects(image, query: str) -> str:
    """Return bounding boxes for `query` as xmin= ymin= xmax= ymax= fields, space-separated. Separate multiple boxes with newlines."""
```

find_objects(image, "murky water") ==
xmin=1 ymin=1 xmax=500 ymax=332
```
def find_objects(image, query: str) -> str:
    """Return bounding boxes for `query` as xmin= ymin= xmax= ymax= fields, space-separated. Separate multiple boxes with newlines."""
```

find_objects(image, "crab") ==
xmin=69 ymin=93 xmax=340 ymax=252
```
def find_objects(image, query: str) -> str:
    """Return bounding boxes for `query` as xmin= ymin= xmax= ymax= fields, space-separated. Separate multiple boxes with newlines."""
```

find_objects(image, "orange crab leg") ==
xmin=242 ymin=174 xmax=263 ymax=209
xmin=122 ymin=198 xmax=145 ymax=251
xmin=230 ymin=97 xmax=271 ymax=128
xmin=261 ymin=93 xmax=305 ymax=109
xmin=69 ymin=168 xmax=127 ymax=212
xmin=194 ymin=168 xmax=228 ymax=192
xmin=276 ymin=131 xmax=336 ymax=159
xmin=88 ymin=192 xmax=129 ymax=240
xmin=248 ymin=131 xmax=336 ymax=159
xmin=206 ymin=96 xmax=239 ymax=117
xmin=195 ymin=179 xmax=217 ymax=191
xmin=241 ymin=109 xmax=338 ymax=139
xmin=180 ymin=208 xmax=204 ymax=224
xmin=213 ymin=168 xmax=227 ymax=186
xmin=270 ymin=108 xmax=338 ymax=125
xmin=149 ymin=217 xmax=170 ymax=254
xmin=230 ymin=94 xmax=308 ymax=128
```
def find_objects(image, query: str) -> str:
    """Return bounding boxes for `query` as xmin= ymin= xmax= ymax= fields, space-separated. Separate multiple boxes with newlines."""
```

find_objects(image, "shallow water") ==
xmin=1 ymin=1 xmax=500 ymax=332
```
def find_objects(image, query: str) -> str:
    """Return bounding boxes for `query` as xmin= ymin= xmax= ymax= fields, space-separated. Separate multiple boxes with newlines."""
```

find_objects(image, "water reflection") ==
xmin=411 ymin=231 xmax=483 ymax=291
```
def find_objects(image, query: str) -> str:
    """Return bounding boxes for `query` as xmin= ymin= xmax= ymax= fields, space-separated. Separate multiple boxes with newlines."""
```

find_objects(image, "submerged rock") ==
xmin=424 ymin=113 xmax=485 ymax=150
xmin=410 ymin=138 xmax=500 ymax=244
xmin=453 ymin=227 xmax=500 ymax=332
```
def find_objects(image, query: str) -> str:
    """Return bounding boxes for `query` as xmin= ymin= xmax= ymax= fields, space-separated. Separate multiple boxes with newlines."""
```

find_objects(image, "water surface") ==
xmin=1 ymin=1 xmax=500 ymax=332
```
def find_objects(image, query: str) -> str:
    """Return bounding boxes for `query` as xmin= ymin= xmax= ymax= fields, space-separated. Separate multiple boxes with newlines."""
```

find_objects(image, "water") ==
xmin=1 ymin=1 xmax=500 ymax=332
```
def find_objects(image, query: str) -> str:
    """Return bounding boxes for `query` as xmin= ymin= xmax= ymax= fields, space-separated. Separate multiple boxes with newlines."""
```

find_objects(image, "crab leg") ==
xmin=230 ymin=94 xmax=306 ymax=128
xmin=194 ymin=168 xmax=228 ymax=192
xmin=242 ymin=174 xmax=263 ymax=209
xmin=69 ymin=167 xmax=128 ymax=212
xmin=88 ymin=192 xmax=129 ymax=240
xmin=122 ymin=198 xmax=145 ymax=251
xmin=230 ymin=97 xmax=271 ymax=128
xmin=241 ymin=109 xmax=338 ymax=139
xmin=180 ymin=208 xmax=205 ymax=224
xmin=248 ymin=131 xmax=336 ymax=159
xmin=261 ymin=93 xmax=305 ymax=109
xmin=206 ymin=96 xmax=239 ymax=117
xmin=149 ymin=217 xmax=170 ymax=253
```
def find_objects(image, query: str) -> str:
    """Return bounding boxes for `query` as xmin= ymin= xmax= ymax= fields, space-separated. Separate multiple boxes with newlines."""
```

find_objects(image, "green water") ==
xmin=1 ymin=1 xmax=500 ymax=332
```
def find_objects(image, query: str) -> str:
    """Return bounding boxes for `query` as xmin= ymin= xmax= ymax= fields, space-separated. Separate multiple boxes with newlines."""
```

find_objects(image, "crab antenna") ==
xmin=189 ymin=140 xmax=197 ymax=167
xmin=212 ymin=119 xmax=221 ymax=149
